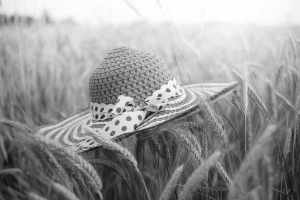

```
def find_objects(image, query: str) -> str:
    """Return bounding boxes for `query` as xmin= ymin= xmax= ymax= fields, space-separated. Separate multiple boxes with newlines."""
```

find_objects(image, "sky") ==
xmin=1 ymin=0 xmax=300 ymax=26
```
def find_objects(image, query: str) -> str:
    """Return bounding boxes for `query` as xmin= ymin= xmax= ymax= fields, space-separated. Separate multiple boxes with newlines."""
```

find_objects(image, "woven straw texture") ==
xmin=89 ymin=46 xmax=173 ymax=105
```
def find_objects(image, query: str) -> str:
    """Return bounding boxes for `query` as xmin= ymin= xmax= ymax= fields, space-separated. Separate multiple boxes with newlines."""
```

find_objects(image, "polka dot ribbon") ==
xmin=89 ymin=77 xmax=182 ymax=140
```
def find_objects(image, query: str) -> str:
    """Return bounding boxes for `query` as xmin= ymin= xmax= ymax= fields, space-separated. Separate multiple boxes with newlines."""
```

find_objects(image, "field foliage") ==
xmin=0 ymin=21 xmax=300 ymax=200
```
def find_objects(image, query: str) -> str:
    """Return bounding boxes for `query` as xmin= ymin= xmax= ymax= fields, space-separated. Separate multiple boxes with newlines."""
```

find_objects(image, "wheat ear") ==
xmin=248 ymin=85 xmax=269 ymax=119
xmin=287 ymin=64 xmax=300 ymax=79
xmin=231 ymin=90 xmax=245 ymax=114
xmin=51 ymin=181 xmax=81 ymax=200
xmin=88 ymin=158 xmax=128 ymax=180
xmin=215 ymin=161 xmax=232 ymax=187
xmin=68 ymin=166 xmax=87 ymax=189
xmin=86 ymin=132 xmax=138 ymax=170
xmin=242 ymin=186 xmax=262 ymax=200
xmin=86 ymin=132 xmax=151 ymax=200
xmin=275 ymin=62 xmax=285 ymax=87
xmin=33 ymin=136 xmax=102 ymax=194
xmin=170 ymin=139 xmax=178 ymax=161
xmin=275 ymin=91 xmax=296 ymax=113
xmin=167 ymin=127 xmax=202 ymax=165
xmin=159 ymin=165 xmax=183 ymax=200
xmin=43 ymin=149 xmax=72 ymax=189
xmin=284 ymin=128 xmax=292 ymax=157
xmin=27 ymin=192 xmax=47 ymax=200
xmin=223 ymin=51 xmax=243 ymax=83
xmin=0 ymin=193 xmax=4 ymax=200
xmin=0 ymin=118 xmax=31 ymax=133
xmin=148 ymin=137 xmax=160 ymax=157
xmin=209 ymin=81 xmax=238 ymax=102
xmin=201 ymin=99 xmax=226 ymax=142
xmin=158 ymin=134 xmax=171 ymax=170
xmin=179 ymin=151 xmax=221 ymax=200
xmin=136 ymin=138 xmax=145 ymax=169
xmin=228 ymin=125 xmax=276 ymax=199
xmin=224 ymin=58 xmax=269 ymax=119
xmin=199 ymin=130 xmax=210 ymax=184
xmin=232 ymin=90 xmax=257 ymax=151
xmin=201 ymin=131 xmax=208 ymax=159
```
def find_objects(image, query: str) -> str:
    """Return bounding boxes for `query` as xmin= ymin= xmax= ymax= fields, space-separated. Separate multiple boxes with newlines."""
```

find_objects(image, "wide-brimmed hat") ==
xmin=37 ymin=46 xmax=237 ymax=153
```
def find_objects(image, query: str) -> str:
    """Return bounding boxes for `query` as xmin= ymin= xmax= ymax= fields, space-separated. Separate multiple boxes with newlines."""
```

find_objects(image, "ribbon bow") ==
xmin=89 ymin=78 xmax=182 ymax=139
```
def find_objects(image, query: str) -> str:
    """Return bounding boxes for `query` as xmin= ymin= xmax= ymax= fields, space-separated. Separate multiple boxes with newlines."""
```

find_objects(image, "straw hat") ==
xmin=37 ymin=46 xmax=237 ymax=153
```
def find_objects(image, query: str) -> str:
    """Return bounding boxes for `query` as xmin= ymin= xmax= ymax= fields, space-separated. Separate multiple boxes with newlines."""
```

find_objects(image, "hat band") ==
xmin=88 ymin=77 xmax=182 ymax=139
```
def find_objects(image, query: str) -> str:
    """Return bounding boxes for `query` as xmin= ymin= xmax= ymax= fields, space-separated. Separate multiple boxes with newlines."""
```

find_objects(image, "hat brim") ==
xmin=36 ymin=81 xmax=237 ymax=152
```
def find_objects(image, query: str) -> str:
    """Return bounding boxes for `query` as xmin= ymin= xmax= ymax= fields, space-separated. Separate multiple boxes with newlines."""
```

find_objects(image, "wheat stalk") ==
xmin=159 ymin=165 xmax=183 ymax=200
xmin=294 ymin=111 xmax=300 ymax=136
xmin=33 ymin=136 xmax=102 ymax=195
xmin=262 ymin=155 xmax=273 ymax=200
xmin=242 ymin=64 xmax=249 ymax=123
xmin=266 ymin=81 xmax=277 ymax=122
xmin=179 ymin=151 xmax=221 ymax=200
xmin=245 ymin=113 xmax=253 ymax=151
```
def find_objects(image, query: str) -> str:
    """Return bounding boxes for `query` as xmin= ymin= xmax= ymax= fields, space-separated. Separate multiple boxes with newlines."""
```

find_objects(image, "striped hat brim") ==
xmin=36 ymin=81 xmax=237 ymax=152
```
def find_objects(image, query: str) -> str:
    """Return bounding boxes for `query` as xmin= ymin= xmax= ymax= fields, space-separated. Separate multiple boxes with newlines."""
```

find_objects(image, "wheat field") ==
xmin=0 ymin=21 xmax=300 ymax=200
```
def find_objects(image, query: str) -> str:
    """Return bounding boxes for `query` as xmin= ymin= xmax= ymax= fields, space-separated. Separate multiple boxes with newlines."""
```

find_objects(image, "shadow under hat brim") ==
xmin=36 ymin=81 xmax=238 ymax=151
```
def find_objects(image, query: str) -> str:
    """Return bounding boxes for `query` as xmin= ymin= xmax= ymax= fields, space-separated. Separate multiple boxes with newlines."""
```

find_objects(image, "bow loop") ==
xmin=112 ymin=95 xmax=136 ymax=115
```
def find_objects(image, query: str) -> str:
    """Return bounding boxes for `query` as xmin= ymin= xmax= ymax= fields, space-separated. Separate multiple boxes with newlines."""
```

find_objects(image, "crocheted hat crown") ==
xmin=89 ymin=46 xmax=173 ymax=105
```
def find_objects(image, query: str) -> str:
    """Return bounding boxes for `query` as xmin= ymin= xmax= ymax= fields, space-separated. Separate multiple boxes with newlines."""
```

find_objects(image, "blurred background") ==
xmin=1 ymin=2 xmax=300 ymax=199
xmin=0 ymin=0 xmax=299 ymax=125
xmin=2 ymin=0 xmax=300 ymax=25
